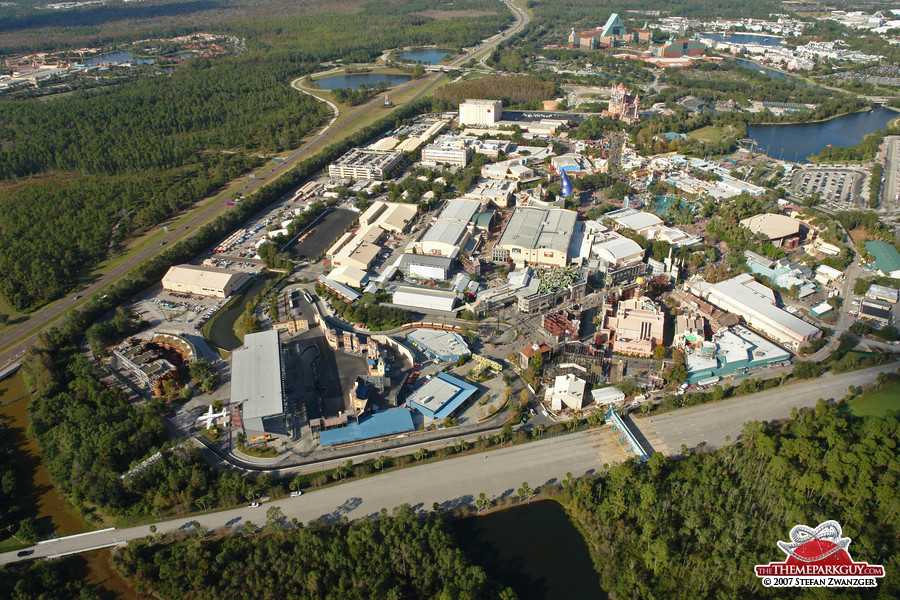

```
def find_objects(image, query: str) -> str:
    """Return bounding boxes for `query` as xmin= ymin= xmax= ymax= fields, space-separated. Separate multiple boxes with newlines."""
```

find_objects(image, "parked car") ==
xmin=290 ymin=491 xmax=303 ymax=497
xmin=248 ymin=502 xmax=260 ymax=508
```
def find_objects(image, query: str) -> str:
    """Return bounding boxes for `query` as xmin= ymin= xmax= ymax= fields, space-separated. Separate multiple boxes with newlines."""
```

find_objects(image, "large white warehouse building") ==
xmin=687 ymin=273 xmax=821 ymax=351
xmin=161 ymin=265 xmax=250 ymax=298
xmin=459 ymin=99 xmax=502 ymax=127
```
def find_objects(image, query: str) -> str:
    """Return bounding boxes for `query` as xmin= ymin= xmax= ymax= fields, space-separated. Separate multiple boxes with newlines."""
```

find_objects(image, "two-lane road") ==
xmin=1 ymin=362 xmax=893 ymax=566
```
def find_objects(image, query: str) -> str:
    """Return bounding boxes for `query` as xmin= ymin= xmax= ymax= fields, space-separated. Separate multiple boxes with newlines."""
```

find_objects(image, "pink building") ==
xmin=606 ymin=296 xmax=665 ymax=357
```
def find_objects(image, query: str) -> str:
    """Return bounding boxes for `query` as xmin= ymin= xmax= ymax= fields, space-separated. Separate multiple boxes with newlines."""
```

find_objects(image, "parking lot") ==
xmin=792 ymin=167 xmax=864 ymax=207
xmin=287 ymin=207 xmax=358 ymax=261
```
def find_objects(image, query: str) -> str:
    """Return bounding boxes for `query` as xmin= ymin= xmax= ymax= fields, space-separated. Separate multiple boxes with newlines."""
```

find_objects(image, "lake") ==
xmin=400 ymin=47 xmax=453 ymax=64
xmin=314 ymin=72 xmax=412 ymax=90
xmin=453 ymin=500 xmax=606 ymax=600
xmin=748 ymin=106 xmax=898 ymax=162
xmin=703 ymin=32 xmax=784 ymax=47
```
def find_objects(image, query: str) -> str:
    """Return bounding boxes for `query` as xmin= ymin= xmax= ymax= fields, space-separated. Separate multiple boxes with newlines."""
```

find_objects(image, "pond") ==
xmin=649 ymin=195 xmax=694 ymax=215
xmin=748 ymin=106 xmax=898 ymax=162
xmin=314 ymin=72 xmax=412 ymax=90
xmin=453 ymin=500 xmax=606 ymax=600
xmin=399 ymin=47 xmax=454 ymax=64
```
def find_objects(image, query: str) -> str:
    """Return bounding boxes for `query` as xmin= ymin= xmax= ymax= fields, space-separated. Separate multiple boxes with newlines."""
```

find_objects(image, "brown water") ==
xmin=0 ymin=372 xmax=137 ymax=599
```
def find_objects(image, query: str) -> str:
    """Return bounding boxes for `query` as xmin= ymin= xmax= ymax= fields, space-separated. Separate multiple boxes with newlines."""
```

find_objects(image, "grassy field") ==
xmin=850 ymin=381 xmax=900 ymax=417
xmin=687 ymin=125 xmax=730 ymax=142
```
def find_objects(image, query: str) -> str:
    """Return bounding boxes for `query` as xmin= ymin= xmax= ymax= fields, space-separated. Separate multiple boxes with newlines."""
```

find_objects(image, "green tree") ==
xmin=517 ymin=481 xmax=532 ymax=500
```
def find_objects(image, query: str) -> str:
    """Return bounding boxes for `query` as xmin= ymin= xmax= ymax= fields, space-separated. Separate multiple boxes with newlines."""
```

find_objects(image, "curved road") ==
xmin=0 ymin=360 xmax=892 ymax=566
xmin=0 ymin=1 xmax=528 ymax=370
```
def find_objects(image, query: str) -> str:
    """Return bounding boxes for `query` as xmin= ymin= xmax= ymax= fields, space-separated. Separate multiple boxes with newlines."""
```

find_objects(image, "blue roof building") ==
xmin=405 ymin=372 xmax=478 ymax=420
xmin=319 ymin=408 xmax=415 ymax=446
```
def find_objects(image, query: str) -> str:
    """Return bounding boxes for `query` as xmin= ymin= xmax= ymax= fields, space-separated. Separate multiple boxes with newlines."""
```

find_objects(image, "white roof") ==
xmin=609 ymin=209 xmax=663 ymax=232
xmin=392 ymin=287 xmax=457 ymax=312
xmin=739 ymin=214 xmax=802 ymax=239
xmin=709 ymin=275 xmax=820 ymax=339
xmin=328 ymin=265 xmax=368 ymax=287
xmin=816 ymin=264 xmax=843 ymax=279
xmin=591 ymin=386 xmax=626 ymax=404
xmin=595 ymin=236 xmax=644 ymax=263
xmin=231 ymin=330 xmax=284 ymax=432
xmin=162 ymin=265 xmax=247 ymax=290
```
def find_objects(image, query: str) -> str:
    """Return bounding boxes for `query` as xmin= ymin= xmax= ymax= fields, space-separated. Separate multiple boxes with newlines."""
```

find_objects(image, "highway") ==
xmin=0 ymin=0 xmax=528 ymax=370
xmin=1 ymin=361 xmax=893 ymax=567
xmin=640 ymin=361 xmax=896 ymax=452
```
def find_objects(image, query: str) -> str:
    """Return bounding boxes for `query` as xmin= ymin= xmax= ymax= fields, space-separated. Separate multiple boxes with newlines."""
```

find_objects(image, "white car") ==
xmin=290 ymin=491 xmax=303 ymax=497
xmin=248 ymin=502 xmax=260 ymax=508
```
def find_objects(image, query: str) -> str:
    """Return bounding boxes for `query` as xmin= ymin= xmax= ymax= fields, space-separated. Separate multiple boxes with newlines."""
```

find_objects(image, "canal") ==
xmin=453 ymin=500 xmax=605 ymax=600
xmin=0 ymin=373 xmax=137 ymax=598
xmin=205 ymin=274 xmax=272 ymax=352
xmin=748 ymin=106 xmax=898 ymax=162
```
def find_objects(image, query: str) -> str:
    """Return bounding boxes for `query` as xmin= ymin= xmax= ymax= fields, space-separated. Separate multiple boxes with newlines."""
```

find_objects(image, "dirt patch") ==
xmin=849 ymin=227 xmax=871 ymax=243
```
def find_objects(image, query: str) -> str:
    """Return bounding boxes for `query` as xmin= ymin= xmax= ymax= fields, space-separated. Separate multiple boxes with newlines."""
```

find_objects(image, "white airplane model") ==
xmin=197 ymin=404 xmax=228 ymax=428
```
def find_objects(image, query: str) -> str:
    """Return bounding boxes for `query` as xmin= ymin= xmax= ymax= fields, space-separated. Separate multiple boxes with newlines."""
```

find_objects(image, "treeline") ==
xmin=317 ymin=287 xmax=414 ymax=331
xmin=432 ymin=75 xmax=559 ymax=107
xmin=0 ymin=420 xmax=24 ymax=536
xmin=330 ymin=83 xmax=386 ymax=106
xmin=0 ymin=54 xmax=332 ymax=310
xmin=809 ymin=124 xmax=900 ymax=163
xmin=569 ymin=400 xmax=900 ymax=598
xmin=112 ymin=505 xmax=516 ymax=600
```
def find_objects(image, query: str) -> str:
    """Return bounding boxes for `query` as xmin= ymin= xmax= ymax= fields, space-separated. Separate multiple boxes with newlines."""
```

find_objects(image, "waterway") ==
xmin=0 ymin=373 xmax=136 ymax=598
xmin=453 ymin=500 xmax=606 ymax=600
xmin=205 ymin=274 xmax=272 ymax=351
xmin=399 ymin=47 xmax=453 ymax=64
xmin=702 ymin=32 xmax=784 ymax=47
xmin=747 ymin=106 xmax=897 ymax=162
xmin=734 ymin=57 xmax=796 ymax=81
xmin=314 ymin=72 xmax=412 ymax=90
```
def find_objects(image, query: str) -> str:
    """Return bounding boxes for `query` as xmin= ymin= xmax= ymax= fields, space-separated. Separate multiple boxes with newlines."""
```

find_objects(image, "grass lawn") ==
xmin=850 ymin=381 xmax=900 ymax=417
xmin=687 ymin=125 xmax=730 ymax=143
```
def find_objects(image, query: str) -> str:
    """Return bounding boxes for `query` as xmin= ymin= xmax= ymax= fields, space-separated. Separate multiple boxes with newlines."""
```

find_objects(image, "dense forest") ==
xmin=0 ymin=56 xmax=329 ymax=310
xmin=113 ymin=504 xmax=517 ymax=599
xmin=432 ymin=75 xmax=559 ymax=108
xmin=0 ymin=555 xmax=98 ymax=600
xmin=569 ymin=400 xmax=899 ymax=599
xmin=0 ymin=0 xmax=508 ymax=56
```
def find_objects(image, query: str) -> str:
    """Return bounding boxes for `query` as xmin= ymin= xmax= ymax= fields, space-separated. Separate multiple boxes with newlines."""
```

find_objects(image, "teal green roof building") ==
xmin=865 ymin=241 xmax=900 ymax=277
